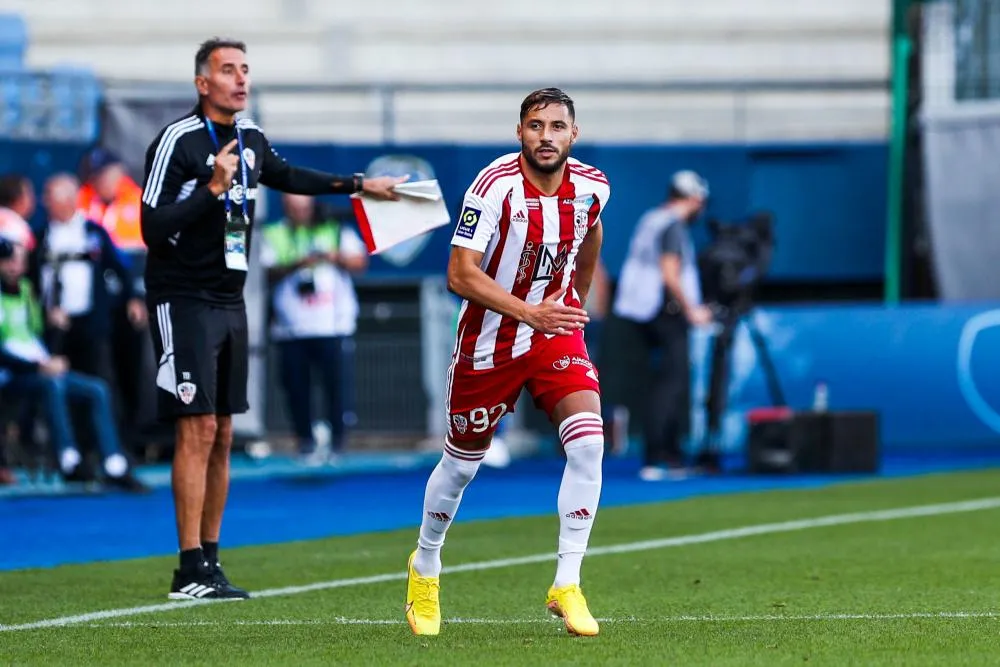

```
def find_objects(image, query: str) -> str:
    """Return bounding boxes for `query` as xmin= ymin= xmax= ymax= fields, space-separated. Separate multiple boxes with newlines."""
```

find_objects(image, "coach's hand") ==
xmin=362 ymin=175 xmax=408 ymax=201
xmin=525 ymin=288 xmax=589 ymax=336
xmin=208 ymin=139 xmax=240 ymax=197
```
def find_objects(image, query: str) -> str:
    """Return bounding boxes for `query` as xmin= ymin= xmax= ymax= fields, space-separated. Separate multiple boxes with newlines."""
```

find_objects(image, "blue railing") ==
xmin=0 ymin=69 xmax=101 ymax=143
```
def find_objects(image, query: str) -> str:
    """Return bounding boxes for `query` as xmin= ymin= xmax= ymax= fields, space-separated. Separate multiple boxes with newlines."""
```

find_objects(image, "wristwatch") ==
xmin=353 ymin=173 xmax=365 ymax=194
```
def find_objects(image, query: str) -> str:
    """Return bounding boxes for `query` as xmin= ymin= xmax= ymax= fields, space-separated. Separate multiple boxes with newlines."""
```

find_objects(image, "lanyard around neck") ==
xmin=204 ymin=117 xmax=250 ymax=222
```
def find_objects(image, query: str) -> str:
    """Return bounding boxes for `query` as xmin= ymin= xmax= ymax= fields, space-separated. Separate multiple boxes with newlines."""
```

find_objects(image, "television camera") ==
xmin=695 ymin=211 xmax=786 ymax=470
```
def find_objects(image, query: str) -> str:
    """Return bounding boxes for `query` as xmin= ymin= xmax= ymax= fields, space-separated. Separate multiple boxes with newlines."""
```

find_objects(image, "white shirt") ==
xmin=261 ymin=226 xmax=366 ymax=340
xmin=614 ymin=205 xmax=701 ymax=323
xmin=42 ymin=213 xmax=94 ymax=317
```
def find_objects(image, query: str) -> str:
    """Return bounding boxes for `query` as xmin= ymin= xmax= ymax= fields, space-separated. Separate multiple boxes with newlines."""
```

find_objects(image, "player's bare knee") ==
xmin=214 ymin=416 xmax=234 ymax=450
xmin=550 ymin=391 xmax=602 ymax=427
xmin=176 ymin=414 xmax=218 ymax=458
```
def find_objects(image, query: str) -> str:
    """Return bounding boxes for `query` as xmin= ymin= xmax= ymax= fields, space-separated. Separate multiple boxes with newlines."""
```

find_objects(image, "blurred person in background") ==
xmin=260 ymin=193 xmax=367 ymax=465
xmin=0 ymin=236 xmax=146 ymax=491
xmin=610 ymin=171 xmax=712 ymax=482
xmin=32 ymin=173 xmax=147 ymax=385
xmin=78 ymin=147 xmax=145 ymax=253
xmin=77 ymin=147 xmax=153 ymax=453
xmin=0 ymin=174 xmax=37 ymax=250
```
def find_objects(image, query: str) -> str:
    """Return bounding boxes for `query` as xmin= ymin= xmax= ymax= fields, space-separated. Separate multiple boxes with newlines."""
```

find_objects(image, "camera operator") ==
xmin=260 ymin=193 xmax=368 ymax=465
xmin=611 ymin=171 xmax=711 ymax=481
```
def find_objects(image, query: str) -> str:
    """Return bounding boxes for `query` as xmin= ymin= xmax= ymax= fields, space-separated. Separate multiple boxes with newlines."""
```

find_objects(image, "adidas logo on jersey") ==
xmin=511 ymin=210 xmax=528 ymax=224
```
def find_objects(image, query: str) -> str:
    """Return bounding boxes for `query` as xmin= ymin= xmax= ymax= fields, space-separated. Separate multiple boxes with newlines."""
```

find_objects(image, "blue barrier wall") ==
xmin=1 ymin=140 xmax=888 ymax=281
xmin=266 ymin=141 xmax=889 ymax=281
xmin=695 ymin=303 xmax=1000 ymax=454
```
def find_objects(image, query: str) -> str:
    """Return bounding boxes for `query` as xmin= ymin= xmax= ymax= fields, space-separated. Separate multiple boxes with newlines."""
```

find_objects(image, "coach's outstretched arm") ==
xmin=257 ymin=134 xmax=402 ymax=199
xmin=447 ymin=247 xmax=589 ymax=336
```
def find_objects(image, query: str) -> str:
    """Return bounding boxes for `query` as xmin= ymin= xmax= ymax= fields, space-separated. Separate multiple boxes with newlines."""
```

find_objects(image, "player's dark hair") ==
xmin=520 ymin=88 xmax=575 ymax=122
xmin=0 ymin=173 xmax=27 ymax=208
xmin=195 ymin=37 xmax=247 ymax=76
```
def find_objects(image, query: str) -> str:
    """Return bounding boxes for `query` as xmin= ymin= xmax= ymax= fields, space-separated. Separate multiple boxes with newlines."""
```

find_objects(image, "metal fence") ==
xmin=1 ymin=73 xmax=891 ymax=145
xmin=953 ymin=0 xmax=1000 ymax=101
xmin=0 ymin=69 xmax=101 ymax=142
xmin=102 ymin=77 xmax=891 ymax=145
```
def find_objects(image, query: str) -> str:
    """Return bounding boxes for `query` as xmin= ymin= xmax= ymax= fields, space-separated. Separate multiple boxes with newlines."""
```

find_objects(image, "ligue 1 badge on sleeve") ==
xmin=365 ymin=154 xmax=436 ymax=267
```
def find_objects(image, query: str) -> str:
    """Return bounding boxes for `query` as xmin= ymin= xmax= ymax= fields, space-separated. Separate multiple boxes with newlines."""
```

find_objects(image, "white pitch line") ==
xmin=82 ymin=611 xmax=1000 ymax=629
xmin=2 ymin=497 xmax=999 ymax=633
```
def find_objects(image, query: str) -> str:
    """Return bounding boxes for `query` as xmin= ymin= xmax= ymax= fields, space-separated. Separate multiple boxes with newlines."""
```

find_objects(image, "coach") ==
xmin=141 ymin=37 xmax=401 ymax=600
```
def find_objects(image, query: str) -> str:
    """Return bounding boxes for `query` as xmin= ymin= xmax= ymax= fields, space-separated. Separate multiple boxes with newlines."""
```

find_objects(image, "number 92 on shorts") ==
xmin=445 ymin=333 xmax=600 ymax=442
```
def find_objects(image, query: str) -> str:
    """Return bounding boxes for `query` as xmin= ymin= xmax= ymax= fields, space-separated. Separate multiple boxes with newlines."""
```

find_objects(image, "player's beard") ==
xmin=522 ymin=144 xmax=569 ymax=175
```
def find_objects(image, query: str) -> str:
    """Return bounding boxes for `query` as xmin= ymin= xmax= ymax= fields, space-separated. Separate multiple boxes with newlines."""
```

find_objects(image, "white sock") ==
xmin=413 ymin=441 xmax=484 ymax=577
xmin=554 ymin=412 xmax=604 ymax=589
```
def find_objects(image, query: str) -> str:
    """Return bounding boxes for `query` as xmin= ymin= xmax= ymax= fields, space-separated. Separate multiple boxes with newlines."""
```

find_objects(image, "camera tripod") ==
xmin=697 ymin=295 xmax=787 ymax=470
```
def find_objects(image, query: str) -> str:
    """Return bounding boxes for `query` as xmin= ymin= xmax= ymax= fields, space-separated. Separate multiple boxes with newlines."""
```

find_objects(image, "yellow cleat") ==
xmin=546 ymin=584 xmax=600 ymax=637
xmin=404 ymin=550 xmax=441 ymax=636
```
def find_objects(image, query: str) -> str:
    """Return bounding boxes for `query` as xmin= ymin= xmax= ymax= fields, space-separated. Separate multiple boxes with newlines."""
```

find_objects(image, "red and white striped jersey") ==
xmin=451 ymin=153 xmax=611 ymax=370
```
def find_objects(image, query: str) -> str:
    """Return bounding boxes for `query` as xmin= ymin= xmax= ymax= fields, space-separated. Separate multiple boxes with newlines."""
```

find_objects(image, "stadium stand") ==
xmin=5 ymin=0 xmax=891 ymax=143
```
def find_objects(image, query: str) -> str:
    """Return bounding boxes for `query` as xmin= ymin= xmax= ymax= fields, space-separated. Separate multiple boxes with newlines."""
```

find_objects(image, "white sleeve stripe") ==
xmin=142 ymin=117 xmax=203 ymax=208
xmin=143 ymin=116 xmax=199 ymax=206
xmin=145 ymin=117 xmax=203 ymax=207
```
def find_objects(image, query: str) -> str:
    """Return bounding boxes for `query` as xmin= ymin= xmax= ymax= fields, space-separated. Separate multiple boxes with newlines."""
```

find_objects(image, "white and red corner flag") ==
xmin=351 ymin=180 xmax=452 ymax=255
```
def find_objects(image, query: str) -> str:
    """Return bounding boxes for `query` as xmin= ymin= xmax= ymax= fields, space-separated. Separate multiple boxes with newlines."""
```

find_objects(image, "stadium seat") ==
xmin=9 ymin=0 xmax=891 ymax=143
xmin=0 ymin=13 xmax=27 ymax=70
xmin=47 ymin=65 xmax=102 ymax=140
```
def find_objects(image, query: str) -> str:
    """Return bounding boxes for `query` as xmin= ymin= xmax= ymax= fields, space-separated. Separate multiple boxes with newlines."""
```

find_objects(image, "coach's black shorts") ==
xmin=148 ymin=298 xmax=249 ymax=421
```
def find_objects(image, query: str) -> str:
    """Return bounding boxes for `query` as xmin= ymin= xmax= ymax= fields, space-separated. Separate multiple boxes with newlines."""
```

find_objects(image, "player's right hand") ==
xmin=525 ymin=288 xmax=589 ymax=336
xmin=208 ymin=139 xmax=240 ymax=196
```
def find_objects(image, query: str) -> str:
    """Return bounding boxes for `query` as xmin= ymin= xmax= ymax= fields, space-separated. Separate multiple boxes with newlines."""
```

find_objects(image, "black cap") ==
xmin=80 ymin=147 xmax=123 ymax=181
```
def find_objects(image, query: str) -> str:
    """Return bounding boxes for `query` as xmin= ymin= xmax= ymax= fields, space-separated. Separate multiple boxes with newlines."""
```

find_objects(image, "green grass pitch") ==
xmin=2 ymin=469 xmax=999 ymax=665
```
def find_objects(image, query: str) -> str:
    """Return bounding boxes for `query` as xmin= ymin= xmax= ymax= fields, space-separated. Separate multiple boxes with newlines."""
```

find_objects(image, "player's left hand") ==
xmin=362 ymin=175 xmax=409 ymax=201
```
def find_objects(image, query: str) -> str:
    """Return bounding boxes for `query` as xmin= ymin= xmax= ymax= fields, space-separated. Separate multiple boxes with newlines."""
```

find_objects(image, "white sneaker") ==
xmin=60 ymin=448 xmax=82 ymax=475
xmin=103 ymin=453 xmax=129 ymax=478
xmin=482 ymin=437 xmax=512 ymax=469
xmin=639 ymin=466 xmax=668 ymax=482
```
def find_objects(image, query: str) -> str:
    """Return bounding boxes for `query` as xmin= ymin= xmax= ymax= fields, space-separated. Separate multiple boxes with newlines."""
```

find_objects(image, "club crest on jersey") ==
xmin=230 ymin=184 xmax=245 ymax=204
xmin=574 ymin=209 xmax=589 ymax=239
xmin=242 ymin=147 xmax=256 ymax=171
xmin=177 ymin=382 xmax=197 ymax=405
xmin=456 ymin=206 xmax=481 ymax=240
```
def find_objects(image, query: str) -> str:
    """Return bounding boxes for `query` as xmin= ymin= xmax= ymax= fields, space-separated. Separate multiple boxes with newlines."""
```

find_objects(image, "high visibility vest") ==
xmin=262 ymin=221 xmax=341 ymax=264
xmin=78 ymin=177 xmax=145 ymax=252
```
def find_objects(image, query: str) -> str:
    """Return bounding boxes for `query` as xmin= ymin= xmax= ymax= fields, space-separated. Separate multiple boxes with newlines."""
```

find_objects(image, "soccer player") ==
xmin=404 ymin=88 xmax=610 ymax=637
xmin=141 ymin=37 xmax=402 ymax=600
